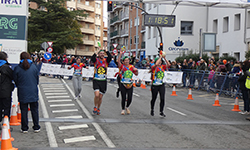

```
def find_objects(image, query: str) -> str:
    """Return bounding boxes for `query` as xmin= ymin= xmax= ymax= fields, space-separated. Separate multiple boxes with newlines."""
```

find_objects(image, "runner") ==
xmin=91 ymin=47 xmax=111 ymax=115
xmin=117 ymin=51 xmax=138 ymax=115
xmin=150 ymin=55 xmax=170 ymax=117
xmin=68 ymin=57 xmax=88 ymax=100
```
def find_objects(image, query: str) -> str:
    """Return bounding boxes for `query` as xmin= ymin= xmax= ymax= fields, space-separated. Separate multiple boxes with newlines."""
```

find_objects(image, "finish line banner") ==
xmin=40 ymin=64 xmax=183 ymax=84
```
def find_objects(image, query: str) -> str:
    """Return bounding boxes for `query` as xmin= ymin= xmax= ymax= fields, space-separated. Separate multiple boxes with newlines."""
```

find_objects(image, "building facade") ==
xmin=66 ymin=0 xmax=104 ymax=56
xmin=145 ymin=3 xmax=250 ymax=61
xmin=108 ymin=2 xmax=146 ymax=60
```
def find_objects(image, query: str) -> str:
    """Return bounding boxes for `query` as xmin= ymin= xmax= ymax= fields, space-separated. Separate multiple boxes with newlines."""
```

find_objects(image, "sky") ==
xmin=103 ymin=1 xmax=108 ymax=27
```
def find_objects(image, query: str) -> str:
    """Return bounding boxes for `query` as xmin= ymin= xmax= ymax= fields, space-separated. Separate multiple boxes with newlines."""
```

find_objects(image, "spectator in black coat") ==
xmin=0 ymin=52 xmax=14 ymax=125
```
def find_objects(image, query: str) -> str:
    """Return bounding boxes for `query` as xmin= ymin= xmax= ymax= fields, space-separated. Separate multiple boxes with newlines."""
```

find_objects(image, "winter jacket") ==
xmin=13 ymin=62 xmax=39 ymax=103
xmin=0 ymin=60 xmax=14 ymax=98
xmin=108 ymin=60 xmax=117 ymax=68
xmin=231 ymin=63 xmax=241 ymax=74
xmin=238 ymin=72 xmax=248 ymax=90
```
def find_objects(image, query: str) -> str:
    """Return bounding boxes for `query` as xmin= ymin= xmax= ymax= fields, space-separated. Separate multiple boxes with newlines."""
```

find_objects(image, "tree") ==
xmin=28 ymin=0 xmax=87 ymax=54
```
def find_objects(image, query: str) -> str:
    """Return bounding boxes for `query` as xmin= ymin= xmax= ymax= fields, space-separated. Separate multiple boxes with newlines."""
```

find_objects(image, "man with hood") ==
xmin=0 ymin=52 xmax=14 ymax=128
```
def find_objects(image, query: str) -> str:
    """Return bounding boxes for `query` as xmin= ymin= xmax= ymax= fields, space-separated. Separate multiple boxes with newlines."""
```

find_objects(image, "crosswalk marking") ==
xmin=46 ymin=95 xmax=70 ymax=99
xmin=56 ymin=115 xmax=83 ymax=119
xmin=48 ymin=100 xmax=72 ymax=103
xmin=44 ymin=90 xmax=67 ymax=93
xmin=58 ymin=124 xmax=88 ymax=130
xmin=43 ymin=88 xmax=65 ymax=90
xmin=50 ymin=104 xmax=75 ymax=107
xmin=52 ymin=109 xmax=78 ymax=113
xmin=45 ymin=93 xmax=68 ymax=96
xmin=63 ymin=136 xmax=96 ymax=143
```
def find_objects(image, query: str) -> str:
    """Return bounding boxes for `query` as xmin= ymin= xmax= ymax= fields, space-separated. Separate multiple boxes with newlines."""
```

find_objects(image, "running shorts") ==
xmin=93 ymin=79 xmax=107 ymax=95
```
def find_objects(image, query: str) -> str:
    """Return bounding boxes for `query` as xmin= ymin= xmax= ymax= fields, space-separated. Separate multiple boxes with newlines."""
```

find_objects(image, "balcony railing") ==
xmin=77 ymin=3 xmax=94 ymax=12
xmin=80 ymin=28 xmax=94 ymax=34
xmin=121 ymin=13 xmax=129 ymax=20
xmin=120 ymin=29 xmax=129 ymax=36
xmin=141 ymin=41 xmax=145 ymax=49
xmin=110 ymin=30 xmax=120 ymax=38
xmin=110 ymin=15 xmax=120 ymax=24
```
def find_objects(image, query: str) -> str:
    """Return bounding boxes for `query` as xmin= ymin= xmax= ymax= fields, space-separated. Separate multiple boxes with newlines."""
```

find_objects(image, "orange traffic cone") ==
xmin=9 ymin=105 xmax=20 ymax=126
xmin=140 ymin=80 xmax=147 ymax=89
xmin=213 ymin=93 xmax=221 ymax=107
xmin=17 ymin=103 xmax=21 ymax=123
xmin=231 ymin=97 xmax=241 ymax=112
xmin=186 ymin=88 xmax=194 ymax=100
xmin=171 ymin=86 xmax=178 ymax=96
xmin=133 ymin=80 xmax=136 ymax=87
xmin=0 ymin=116 xmax=14 ymax=141
xmin=0 ymin=124 xmax=18 ymax=150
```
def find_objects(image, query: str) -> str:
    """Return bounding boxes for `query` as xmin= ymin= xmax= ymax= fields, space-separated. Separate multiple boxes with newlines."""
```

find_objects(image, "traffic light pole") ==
xmin=122 ymin=2 xmax=163 ymax=49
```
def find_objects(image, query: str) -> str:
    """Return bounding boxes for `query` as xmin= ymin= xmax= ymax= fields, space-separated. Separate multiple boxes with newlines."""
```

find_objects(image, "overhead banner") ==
xmin=0 ymin=0 xmax=28 ymax=16
xmin=40 ymin=64 xmax=183 ymax=84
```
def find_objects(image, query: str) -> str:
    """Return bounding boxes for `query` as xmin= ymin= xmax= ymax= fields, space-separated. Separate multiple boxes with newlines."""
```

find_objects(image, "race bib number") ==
xmin=74 ymin=69 xmax=81 ymax=76
xmin=94 ymin=67 xmax=107 ymax=80
xmin=153 ymin=71 xmax=164 ymax=85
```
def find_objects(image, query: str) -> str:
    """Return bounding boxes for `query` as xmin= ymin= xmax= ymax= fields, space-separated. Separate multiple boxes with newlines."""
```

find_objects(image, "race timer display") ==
xmin=144 ymin=14 xmax=175 ymax=27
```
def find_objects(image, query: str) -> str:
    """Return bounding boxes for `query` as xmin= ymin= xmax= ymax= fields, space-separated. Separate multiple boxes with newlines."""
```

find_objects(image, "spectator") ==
xmin=0 ymin=52 xmax=14 ymax=127
xmin=181 ymin=59 xmax=188 ymax=87
xmin=135 ymin=59 xmax=142 ymax=69
xmin=13 ymin=52 xmax=40 ymax=133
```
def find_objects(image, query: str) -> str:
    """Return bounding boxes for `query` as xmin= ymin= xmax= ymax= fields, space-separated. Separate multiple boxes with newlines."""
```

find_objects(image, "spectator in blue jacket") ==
xmin=135 ymin=59 xmax=142 ymax=69
xmin=13 ymin=52 xmax=40 ymax=133
xmin=108 ymin=58 xmax=117 ymax=68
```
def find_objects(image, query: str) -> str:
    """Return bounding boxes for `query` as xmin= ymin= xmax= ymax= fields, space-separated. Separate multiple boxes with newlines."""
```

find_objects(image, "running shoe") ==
xmin=93 ymin=107 xmax=97 ymax=115
xmin=34 ymin=129 xmax=40 ymax=133
xmin=240 ymin=111 xmax=250 ymax=115
xmin=160 ymin=112 xmax=166 ymax=117
xmin=150 ymin=110 xmax=154 ymax=116
xmin=97 ymin=109 xmax=101 ymax=115
xmin=121 ymin=110 xmax=125 ymax=115
xmin=74 ymin=96 xmax=78 ymax=100
xmin=126 ymin=108 xmax=130 ymax=115
xmin=78 ymin=94 xmax=82 ymax=98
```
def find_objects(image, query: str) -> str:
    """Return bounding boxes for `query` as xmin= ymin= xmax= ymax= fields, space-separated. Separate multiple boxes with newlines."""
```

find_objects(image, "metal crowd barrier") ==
xmin=168 ymin=69 xmax=241 ymax=99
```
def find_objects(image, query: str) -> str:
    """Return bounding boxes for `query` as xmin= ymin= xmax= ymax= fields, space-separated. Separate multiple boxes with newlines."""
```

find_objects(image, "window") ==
xmin=125 ymin=38 xmax=128 ymax=46
xmin=131 ymin=3 xmax=133 ymax=10
xmin=223 ymin=16 xmax=229 ymax=33
xmin=213 ymin=19 xmax=218 ymax=33
xmin=153 ymin=27 xmax=157 ymax=37
xmin=85 ymin=23 xmax=89 ymax=28
xmin=98 ymin=4 xmax=101 ymax=8
xmin=130 ymin=37 xmax=132 ymax=45
xmin=85 ymin=1 xmax=89 ymax=5
xmin=84 ymin=35 xmax=89 ymax=40
xmin=130 ymin=20 xmax=132 ymax=28
xmin=77 ymin=0 xmax=80 ymax=3
xmin=134 ymin=36 xmax=139 ymax=44
xmin=248 ymin=11 xmax=250 ymax=28
xmin=134 ymin=17 xmax=140 ymax=26
xmin=85 ymin=46 xmax=89 ymax=52
xmin=148 ymin=4 xmax=151 ymax=10
xmin=97 ymin=37 xmax=100 ymax=41
xmin=223 ymin=53 xmax=228 ymax=57
xmin=234 ymin=14 xmax=240 ymax=30
xmin=154 ymin=4 xmax=157 ymax=8
xmin=95 ymin=3 xmax=98 ymax=8
xmin=148 ymin=27 xmax=151 ymax=39
xmin=181 ymin=21 xmax=193 ymax=35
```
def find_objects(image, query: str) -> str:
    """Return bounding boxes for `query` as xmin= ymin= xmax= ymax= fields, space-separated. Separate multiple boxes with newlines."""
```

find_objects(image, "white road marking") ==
xmin=167 ymin=107 xmax=187 ymax=116
xmin=43 ymin=88 xmax=65 ymax=90
xmin=52 ymin=109 xmax=78 ymax=113
xmin=44 ymin=90 xmax=67 ymax=93
xmin=48 ymin=100 xmax=72 ymax=103
xmin=38 ymin=87 xmax=58 ymax=147
xmin=58 ymin=124 xmax=88 ymax=130
xmin=63 ymin=136 xmax=96 ymax=144
xmin=62 ymin=79 xmax=116 ymax=148
xmin=50 ymin=104 xmax=75 ymax=107
xmin=56 ymin=115 xmax=83 ymax=119
xmin=133 ymin=93 xmax=140 ymax=97
xmin=41 ymin=84 xmax=64 ymax=86
xmin=45 ymin=93 xmax=68 ymax=95
xmin=46 ymin=95 xmax=70 ymax=99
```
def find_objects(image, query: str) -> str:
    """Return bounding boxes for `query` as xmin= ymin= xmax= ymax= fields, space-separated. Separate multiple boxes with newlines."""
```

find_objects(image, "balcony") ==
xmin=121 ymin=13 xmax=129 ymax=21
xmin=95 ymin=8 xmax=102 ymax=14
xmin=67 ymin=1 xmax=76 ymax=9
xmin=110 ymin=15 xmax=121 ymax=25
xmin=95 ymin=18 xmax=101 ymax=26
xmin=95 ymin=30 xmax=101 ymax=37
xmin=120 ymin=29 xmax=129 ymax=37
xmin=141 ymin=41 xmax=146 ymax=49
xmin=78 ymin=16 xmax=94 ymax=23
xmin=81 ymin=28 xmax=94 ymax=34
xmin=82 ymin=39 xmax=94 ymax=45
xmin=95 ymin=41 xmax=100 ymax=47
xmin=113 ymin=2 xmax=123 ymax=11
xmin=103 ymin=37 xmax=108 ymax=41
xmin=110 ymin=30 xmax=120 ymax=38
xmin=77 ymin=3 xmax=94 ymax=12
xmin=141 ymin=25 xmax=146 ymax=33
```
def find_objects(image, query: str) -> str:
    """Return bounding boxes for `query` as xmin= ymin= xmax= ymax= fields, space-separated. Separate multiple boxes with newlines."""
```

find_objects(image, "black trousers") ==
xmin=151 ymin=84 xmax=165 ymax=112
xmin=120 ymin=83 xmax=133 ymax=110
xmin=117 ymin=76 xmax=121 ymax=91
xmin=0 ymin=97 xmax=11 ymax=122
xmin=20 ymin=102 xmax=40 ymax=131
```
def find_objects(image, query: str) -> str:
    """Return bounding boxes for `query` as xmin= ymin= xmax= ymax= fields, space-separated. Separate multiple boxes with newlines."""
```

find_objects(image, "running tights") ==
xmin=151 ymin=84 xmax=165 ymax=112
xmin=120 ymin=83 xmax=133 ymax=110
xmin=73 ymin=75 xmax=82 ymax=97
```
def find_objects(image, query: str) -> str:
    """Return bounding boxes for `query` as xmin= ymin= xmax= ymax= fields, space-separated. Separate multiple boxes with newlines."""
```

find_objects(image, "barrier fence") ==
xmin=40 ymin=64 xmax=242 ymax=99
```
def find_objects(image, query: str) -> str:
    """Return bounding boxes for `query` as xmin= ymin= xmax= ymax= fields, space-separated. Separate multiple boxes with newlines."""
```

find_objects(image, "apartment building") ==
xmin=66 ymin=0 xmax=104 ymax=56
xmin=103 ymin=27 xmax=108 ymax=47
xmin=108 ymin=2 xmax=146 ymax=60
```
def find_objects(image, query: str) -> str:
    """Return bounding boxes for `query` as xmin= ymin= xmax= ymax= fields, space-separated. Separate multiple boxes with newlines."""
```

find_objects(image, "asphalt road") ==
xmin=9 ymin=76 xmax=250 ymax=150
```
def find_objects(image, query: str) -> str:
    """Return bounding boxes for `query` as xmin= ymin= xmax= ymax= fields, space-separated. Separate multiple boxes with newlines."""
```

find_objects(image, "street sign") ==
xmin=112 ymin=43 xmax=118 ymax=48
xmin=41 ymin=42 xmax=49 ymax=50
xmin=144 ymin=14 xmax=176 ymax=27
xmin=47 ymin=41 xmax=53 ymax=47
xmin=112 ymin=48 xmax=118 ymax=55
xmin=44 ymin=52 xmax=52 ymax=60
xmin=47 ymin=47 xmax=53 ymax=53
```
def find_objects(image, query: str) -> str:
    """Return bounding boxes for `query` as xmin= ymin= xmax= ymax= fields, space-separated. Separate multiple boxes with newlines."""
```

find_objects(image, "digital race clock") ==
xmin=144 ymin=14 xmax=176 ymax=27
